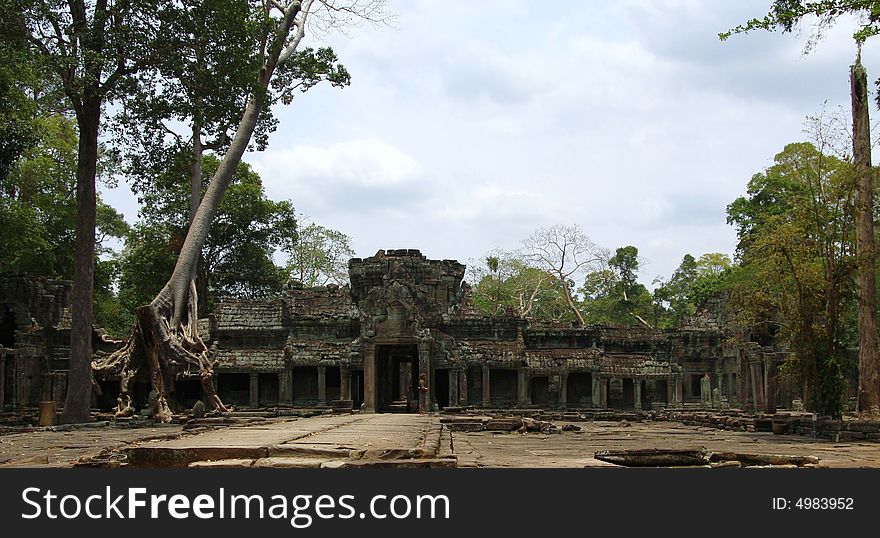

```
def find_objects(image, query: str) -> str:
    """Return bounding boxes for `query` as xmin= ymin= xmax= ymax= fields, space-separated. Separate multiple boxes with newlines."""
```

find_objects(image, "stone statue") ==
xmin=700 ymin=373 xmax=712 ymax=408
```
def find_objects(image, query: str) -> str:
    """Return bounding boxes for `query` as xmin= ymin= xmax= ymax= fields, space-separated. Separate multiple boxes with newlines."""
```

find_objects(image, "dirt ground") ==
xmin=1 ymin=414 xmax=879 ymax=468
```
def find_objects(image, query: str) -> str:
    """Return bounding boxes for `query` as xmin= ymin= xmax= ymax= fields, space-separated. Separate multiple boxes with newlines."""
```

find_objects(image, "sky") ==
xmin=100 ymin=0 xmax=880 ymax=287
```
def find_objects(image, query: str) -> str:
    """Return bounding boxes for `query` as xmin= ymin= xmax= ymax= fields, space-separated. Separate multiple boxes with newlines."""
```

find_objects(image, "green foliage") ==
xmin=285 ymin=216 xmax=355 ymax=287
xmin=580 ymin=246 xmax=656 ymax=327
xmin=0 ymin=115 xmax=128 ymax=276
xmin=117 ymin=155 xmax=296 ymax=314
xmin=726 ymin=141 xmax=856 ymax=416
xmin=110 ymin=1 xmax=351 ymax=192
xmin=468 ymin=251 xmax=571 ymax=320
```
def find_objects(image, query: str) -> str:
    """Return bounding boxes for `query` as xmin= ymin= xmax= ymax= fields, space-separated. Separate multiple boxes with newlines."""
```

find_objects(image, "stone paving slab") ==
xmin=124 ymin=414 xmax=440 ymax=467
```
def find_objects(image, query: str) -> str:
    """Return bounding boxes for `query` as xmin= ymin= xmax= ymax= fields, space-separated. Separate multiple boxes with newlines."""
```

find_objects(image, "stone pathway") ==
xmin=452 ymin=420 xmax=880 ymax=468
xmin=2 ymin=414 xmax=879 ymax=468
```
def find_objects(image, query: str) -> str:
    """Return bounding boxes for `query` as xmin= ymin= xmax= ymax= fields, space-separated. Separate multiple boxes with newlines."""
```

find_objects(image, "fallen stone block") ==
xmin=188 ymin=458 xmax=255 ymax=468
xmin=594 ymin=448 xmax=709 ymax=467
xmin=252 ymin=457 xmax=326 ymax=468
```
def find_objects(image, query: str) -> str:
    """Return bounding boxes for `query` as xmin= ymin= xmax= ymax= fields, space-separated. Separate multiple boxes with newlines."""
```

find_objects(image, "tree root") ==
xmin=92 ymin=297 xmax=228 ymax=423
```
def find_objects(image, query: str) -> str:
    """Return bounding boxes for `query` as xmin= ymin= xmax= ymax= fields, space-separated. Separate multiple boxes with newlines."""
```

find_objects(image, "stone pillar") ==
xmin=317 ymin=366 xmax=327 ymax=405
xmin=418 ymin=342 xmax=433 ymax=412
xmin=249 ymin=373 xmax=259 ymax=407
xmin=279 ymin=370 xmax=292 ymax=405
xmin=364 ymin=346 xmax=376 ymax=413
xmin=482 ymin=366 xmax=491 ymax=407
xmin=738 ymin=356 xmax=750 ymax=405
xmin=449 ymin=369 xmax=459 ymax=407
xmin=559 ymin=372 xmax=568 ymax=409
xmin=633 ymin=379 xmax=642 ymax=411
xmin=674 ymin=376 xmax=683 ymax=407
xmin=749 ymin=358 xmax=765 ymax=412
xmin=459 ymin=369 xmax=468 ymax=406
xmin=765 ymin=355 xmax=778 ymax=414
xmin=340 ymin=367 xmax=351 ymax=401
xmin=599 ymin=377 xmax=608 ymax=408
xmin=592 ymin=374 xmax=602 ymax=408
xmin=517 ymin=368 xmax=529 ymax=407
xmin=666 ymin=379 xmax=674 ymax=407
xmin=52 ymin=372 xmax=65 ymax=405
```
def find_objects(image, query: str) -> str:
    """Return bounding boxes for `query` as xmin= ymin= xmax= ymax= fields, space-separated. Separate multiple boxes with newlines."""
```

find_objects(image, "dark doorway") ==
xmin=293 ymin=367 xmax=319 ymax=405
xmin=654 ymin=380 xmax=668 ymax=405
xmin=175 ymin=379 xmax=202 ymax=409
xmin=489 ymin=369 xmax=517 ymax=407
xmin=690 ymin=374 xmax=702 ymax=401
xmin=468 ymin=366 xmax=482 ymax=404
xmin=531 ymin=376 xmax=550 ymax=407
xmin=376 ymin=344 xmax=419 ymax=412
xmin=352 ymin=370 xmax=364 ymax=409
xmin=219 ymin=373 xmax=250 ymax=406
xmin=258 ymin=373 xmax=279 ymax=405
xmin=435 ymin=368 xmax=449 ymax=409
xmin=0 ymin=307 xmax=16 ymax=348
xmin=326 ymin=367 xmax=341 ymax=402
xmin=621 ymin=378 xmax=635 ymax=409
xmin=566 ymin=372 xmax=593 ymax=408
xmin=132 ymin=381 xmax=151 ymax=410
xmin=607 ymin=377 xmax=632 ymax=409
xmin=97 ymin=380 xmax=121 ymax=411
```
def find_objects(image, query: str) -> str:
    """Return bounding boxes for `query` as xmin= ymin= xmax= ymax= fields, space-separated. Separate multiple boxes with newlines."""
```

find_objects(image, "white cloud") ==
xmin=102 ymin=0 xmax=880 ymax=285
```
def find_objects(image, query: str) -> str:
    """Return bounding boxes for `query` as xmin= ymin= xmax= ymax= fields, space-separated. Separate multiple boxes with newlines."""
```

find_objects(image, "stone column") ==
xmin=364 ymin=346 xmax=376 ymax=413
xmin=279 ymin=370 xmax=292 ymax=404
xmin=633 ymin=379 xmax=642 ymax=411
xmin=317 ymin=366 xmax=327 ymax=405
xmin=666 ymin=379 xmax=674 ymax=407
xmin=418 ymin=342 xmax=433 ymax=412
xmin=674 ymin=376 xmax=683 ymax=407
xmin=517 ymin=368 xmax=529 ymax=407
xmin=592 ymin=374 xmax=602 ymax=408
xmin=449 ymin=369 xmax=459 ymax=407
xmin=459 ymin=369 xmax=468 ymax=406
xmin=738 ymin=356 xmax=749 ymax=405
xmin=600 ymin=378 xmax=609 ymax=408
xmin=482 ymin=366 xmax=491 ymax=407
xmin=340 ymin=366 xmax=351 ymax=401
xmin=749 ymin=358 xmax=765 ymax=411
xmin=558 ymin=372 xmax=568 ymax=409
xmin=249 ymin=373 xmax=259 ymax=407
xmin=765 ymin=354 xmax=778 ymax=414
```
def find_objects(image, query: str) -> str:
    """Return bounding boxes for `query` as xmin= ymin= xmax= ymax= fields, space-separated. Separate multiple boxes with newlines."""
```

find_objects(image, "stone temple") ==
xmin=1 ymin=249 xmax=790 ymax=415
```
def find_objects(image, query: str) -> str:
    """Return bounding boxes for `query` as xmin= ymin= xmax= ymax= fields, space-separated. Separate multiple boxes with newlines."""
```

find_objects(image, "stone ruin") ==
xmin=0 ymin=250 xmax=804 ymax=415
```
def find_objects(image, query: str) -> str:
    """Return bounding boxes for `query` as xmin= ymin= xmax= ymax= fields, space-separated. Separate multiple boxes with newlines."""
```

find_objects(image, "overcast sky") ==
xmin=100 ymin=0 xmax=880 ymax=286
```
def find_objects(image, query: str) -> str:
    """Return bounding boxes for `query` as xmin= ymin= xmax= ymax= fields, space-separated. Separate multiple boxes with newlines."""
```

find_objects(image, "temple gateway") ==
xmin=1 ymin=249 xmax=787 ymax=414
xmin=201 ymin=249 xmax=781 ymax=413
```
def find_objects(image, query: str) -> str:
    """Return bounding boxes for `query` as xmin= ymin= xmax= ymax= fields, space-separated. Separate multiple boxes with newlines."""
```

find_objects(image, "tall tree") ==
xmin=286 ymin=213 xmax=355 ymax=287
xmin=117 ymin=157 xmax=297 ymax=318
xmin=727 ymin=142 xmax=855 ymax=416
xmin=19 ymin=0 xmax=160 ymax=423
xmin=95 ymin=0 xmax=388 ymax=422
xmin=522 ymin=224 xmax=608 ymax=326
xmin=110 ymin=0 xmax=349 ymax=320
xmin=722 ymin=0 xmax=880 ymax=417
xmin=581 ymin=246 xmax=656 ymax=328
xmin=467 ymin=250 xmax=553 ymax=318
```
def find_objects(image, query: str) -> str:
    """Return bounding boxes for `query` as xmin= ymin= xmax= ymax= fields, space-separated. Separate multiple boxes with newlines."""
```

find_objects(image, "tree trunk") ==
xmin=92 ymin=1 xmax=306 ymax=422
xmin=61 ymin=99 xmax=100 ymax=424
xmin=851 ymin=59 xmax=880 ymax=417
xmin=558 ymin=275 xmax=586 ymax=326
xmin=94 ymin=95 xmax=265 ymax=421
